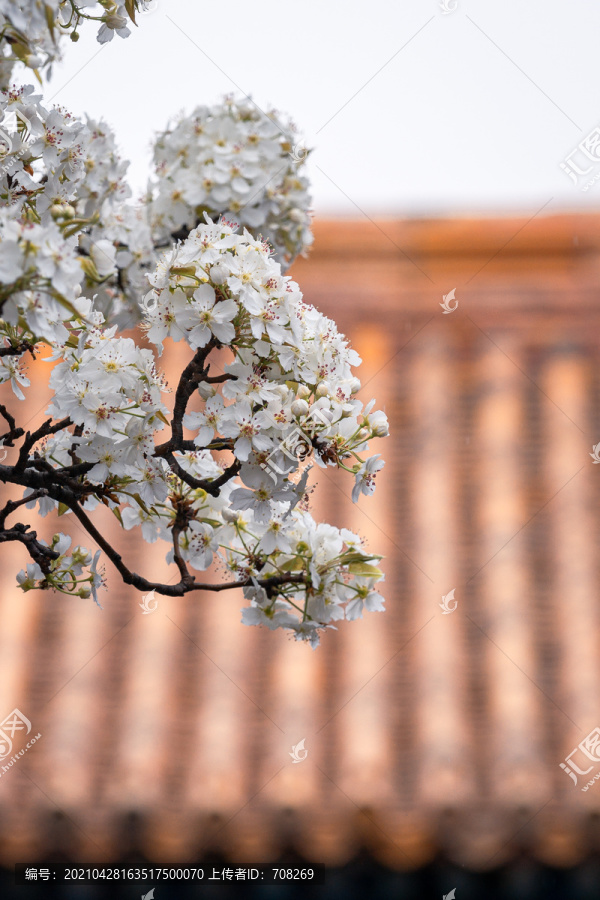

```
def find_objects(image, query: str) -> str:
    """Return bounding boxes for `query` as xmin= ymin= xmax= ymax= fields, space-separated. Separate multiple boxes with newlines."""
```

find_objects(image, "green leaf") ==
xmin=125 ymin=0 xmax=137 ymax=23
xmin=347 ymin=562 xmax=384 ymax=578
xmin=280 ymin=556 xmax=305 ymax=573
xmin=343 ymin=551 xmax=383 ymax=565
xmin=79 ymin=256 xmax=100 ymax=282
xmin=44 ymin=4 xmax=56 ymax=41
xmin=112 ymin=507 xmax=124 ymax=526
xmin=132 ymin=492 xmax=150 ymax=515
xmin=10 ymin=41 xmax=30 ymax=62
xmin=57 ymin=502 xmax=70 ymax=517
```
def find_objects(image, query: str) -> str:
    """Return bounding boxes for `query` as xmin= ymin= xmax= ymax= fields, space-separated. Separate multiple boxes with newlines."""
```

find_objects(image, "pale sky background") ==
xmin=32 ymin=0 xmax=600 ymax=217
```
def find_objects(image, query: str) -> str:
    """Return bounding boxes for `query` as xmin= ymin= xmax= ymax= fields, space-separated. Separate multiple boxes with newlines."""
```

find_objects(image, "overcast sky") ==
xmin=36 ymin=0 xmax=600 ymax=218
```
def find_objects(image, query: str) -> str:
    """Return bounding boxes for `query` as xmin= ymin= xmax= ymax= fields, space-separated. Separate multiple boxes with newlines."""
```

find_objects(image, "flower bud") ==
xmin=210 ymin=264 xmax=228 ymax=284
xmin=316 ymin=382 xmax=330 ymax=398
xmin=271 ymin=384 xmax=289 ymax=400
xmin=372 ymin=421 xmax=389 ymax=437
xmin=222 ymin=508 xmax=239 ymax=524
xmin=350 ymin=377 xmax=361 ymax=395
xmin=50 ymin=203 xmax=75 ymax=220
xmin=291 ymin=399 xmax=309 ymax=417
xmin=296 ymin=385 xmax=311 ymax=400
xmin=197 ymin=382 xmax=217 ymax=400
xmin=104 ymin=11 xmax=128 ymax=30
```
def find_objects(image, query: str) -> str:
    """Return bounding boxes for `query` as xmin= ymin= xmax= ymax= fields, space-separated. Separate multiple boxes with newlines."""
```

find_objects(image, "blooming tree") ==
xmin=0 ymin=5 xmax=388 ymax=647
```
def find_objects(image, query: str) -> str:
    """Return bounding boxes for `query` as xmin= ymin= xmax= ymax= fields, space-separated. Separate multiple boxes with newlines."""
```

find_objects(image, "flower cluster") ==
xmin=0 ymin=85 xmax=154 ymax=343
xmin=10 ymin=216 xmax=388 ymax=645
xmin=16 ymin=533 xmax=105 ymax=604
xmin=149 ymin=96 xmax=313 ymax=268
xmin=129 ymin=218 xmax=387 ymax=644
xmin=225 ymin=508 xmax=385 ymax=648
xmin=0 ymin=37 xmax=390 ymax=645
xmin=0 ymin=1 xmax=150 ymax=87
xmin=142 ymin=218 xmax=387 ymax=496
xmin=42 ymin=320 xmax=170 ymax=496
xmin=0 ymin=208 xmax=95 ymax=403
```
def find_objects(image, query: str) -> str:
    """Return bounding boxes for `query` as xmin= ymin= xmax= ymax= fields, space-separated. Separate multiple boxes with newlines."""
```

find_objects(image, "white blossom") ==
xmin=149 ymin=96 xmax=313 ymax=268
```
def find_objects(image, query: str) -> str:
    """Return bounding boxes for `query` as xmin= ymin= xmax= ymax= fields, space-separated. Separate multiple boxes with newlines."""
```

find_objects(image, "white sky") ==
xmin=35 ymin=0 xmax=600 ymax=217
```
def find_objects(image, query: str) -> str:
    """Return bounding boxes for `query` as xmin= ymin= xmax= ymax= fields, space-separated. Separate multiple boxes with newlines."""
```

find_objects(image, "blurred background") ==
xmin=3 ymin=1 xmax=600 ymax=898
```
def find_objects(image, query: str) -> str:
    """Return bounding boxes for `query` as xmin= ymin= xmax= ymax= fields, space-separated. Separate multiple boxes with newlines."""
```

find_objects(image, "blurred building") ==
xmin=1 ymin=214 xmax=600 ymax=898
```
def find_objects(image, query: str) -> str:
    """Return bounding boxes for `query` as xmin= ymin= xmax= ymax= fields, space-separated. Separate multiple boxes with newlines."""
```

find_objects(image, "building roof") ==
xmin=1 ymin=214 xmax=600 ymax=871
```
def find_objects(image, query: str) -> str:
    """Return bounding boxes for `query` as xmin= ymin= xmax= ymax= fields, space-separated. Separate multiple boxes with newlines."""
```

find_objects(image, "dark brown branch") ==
xmin=151 ymin=339 xmax=241 ymax=496
xmin=0 ymin=340 xmax=36 ymax=358
xmin=170 ymin=502 xmax=194 ymax=587
xmin=0 ymin=336 xmax=301 ymax=602
xmin=154 ymin=438 xmax=234 ymax=456
xmin=0 ymin=451 xmax=301 ymax=600
xmin=158 ymin=451 xmax=241 ymax=497
xmin=0 ymin=403 xmax=24 ymax=446
xmin=154 ymin=438 xmax=197 ymax=455
xmin=0 ymin=523 xmax=60 ymax=575
xmin=0 ymin=404 xmax=17 ymax=433
xmin=170 ymin=342 xmax=215 ymax=445
xmin=0 ymin=490 xmax=47 ymax=529
xmin=203 ymin=458 xmax=241 ymax=493
xmin=204 ymin=373 xmax=236 ymax=384
xmin=14 ymin=416 xmax=72 ymax=473
xmin=67 ymin=498 xmax=305 ymax=597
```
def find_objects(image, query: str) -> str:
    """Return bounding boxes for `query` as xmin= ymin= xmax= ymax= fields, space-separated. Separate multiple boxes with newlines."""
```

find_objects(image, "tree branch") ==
xmin=0 ymin=403 xmax=24 ymax=446
xmin=0 ymin=490 xmax=47 ymax=529
xmin=0 ymin=340 xmax=36 ymax=358
xmin=0 ymin=338 xmax=300 ymax=602
xmin=204 ymin=372 xmax=235 ymax=384
xmin=67 ymin=496 xmax=305 ymax=597
xmin=14 ymin=416 xmax=72 ymax=473
xmin=0 ymin=523 xmax=60 ymax=575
